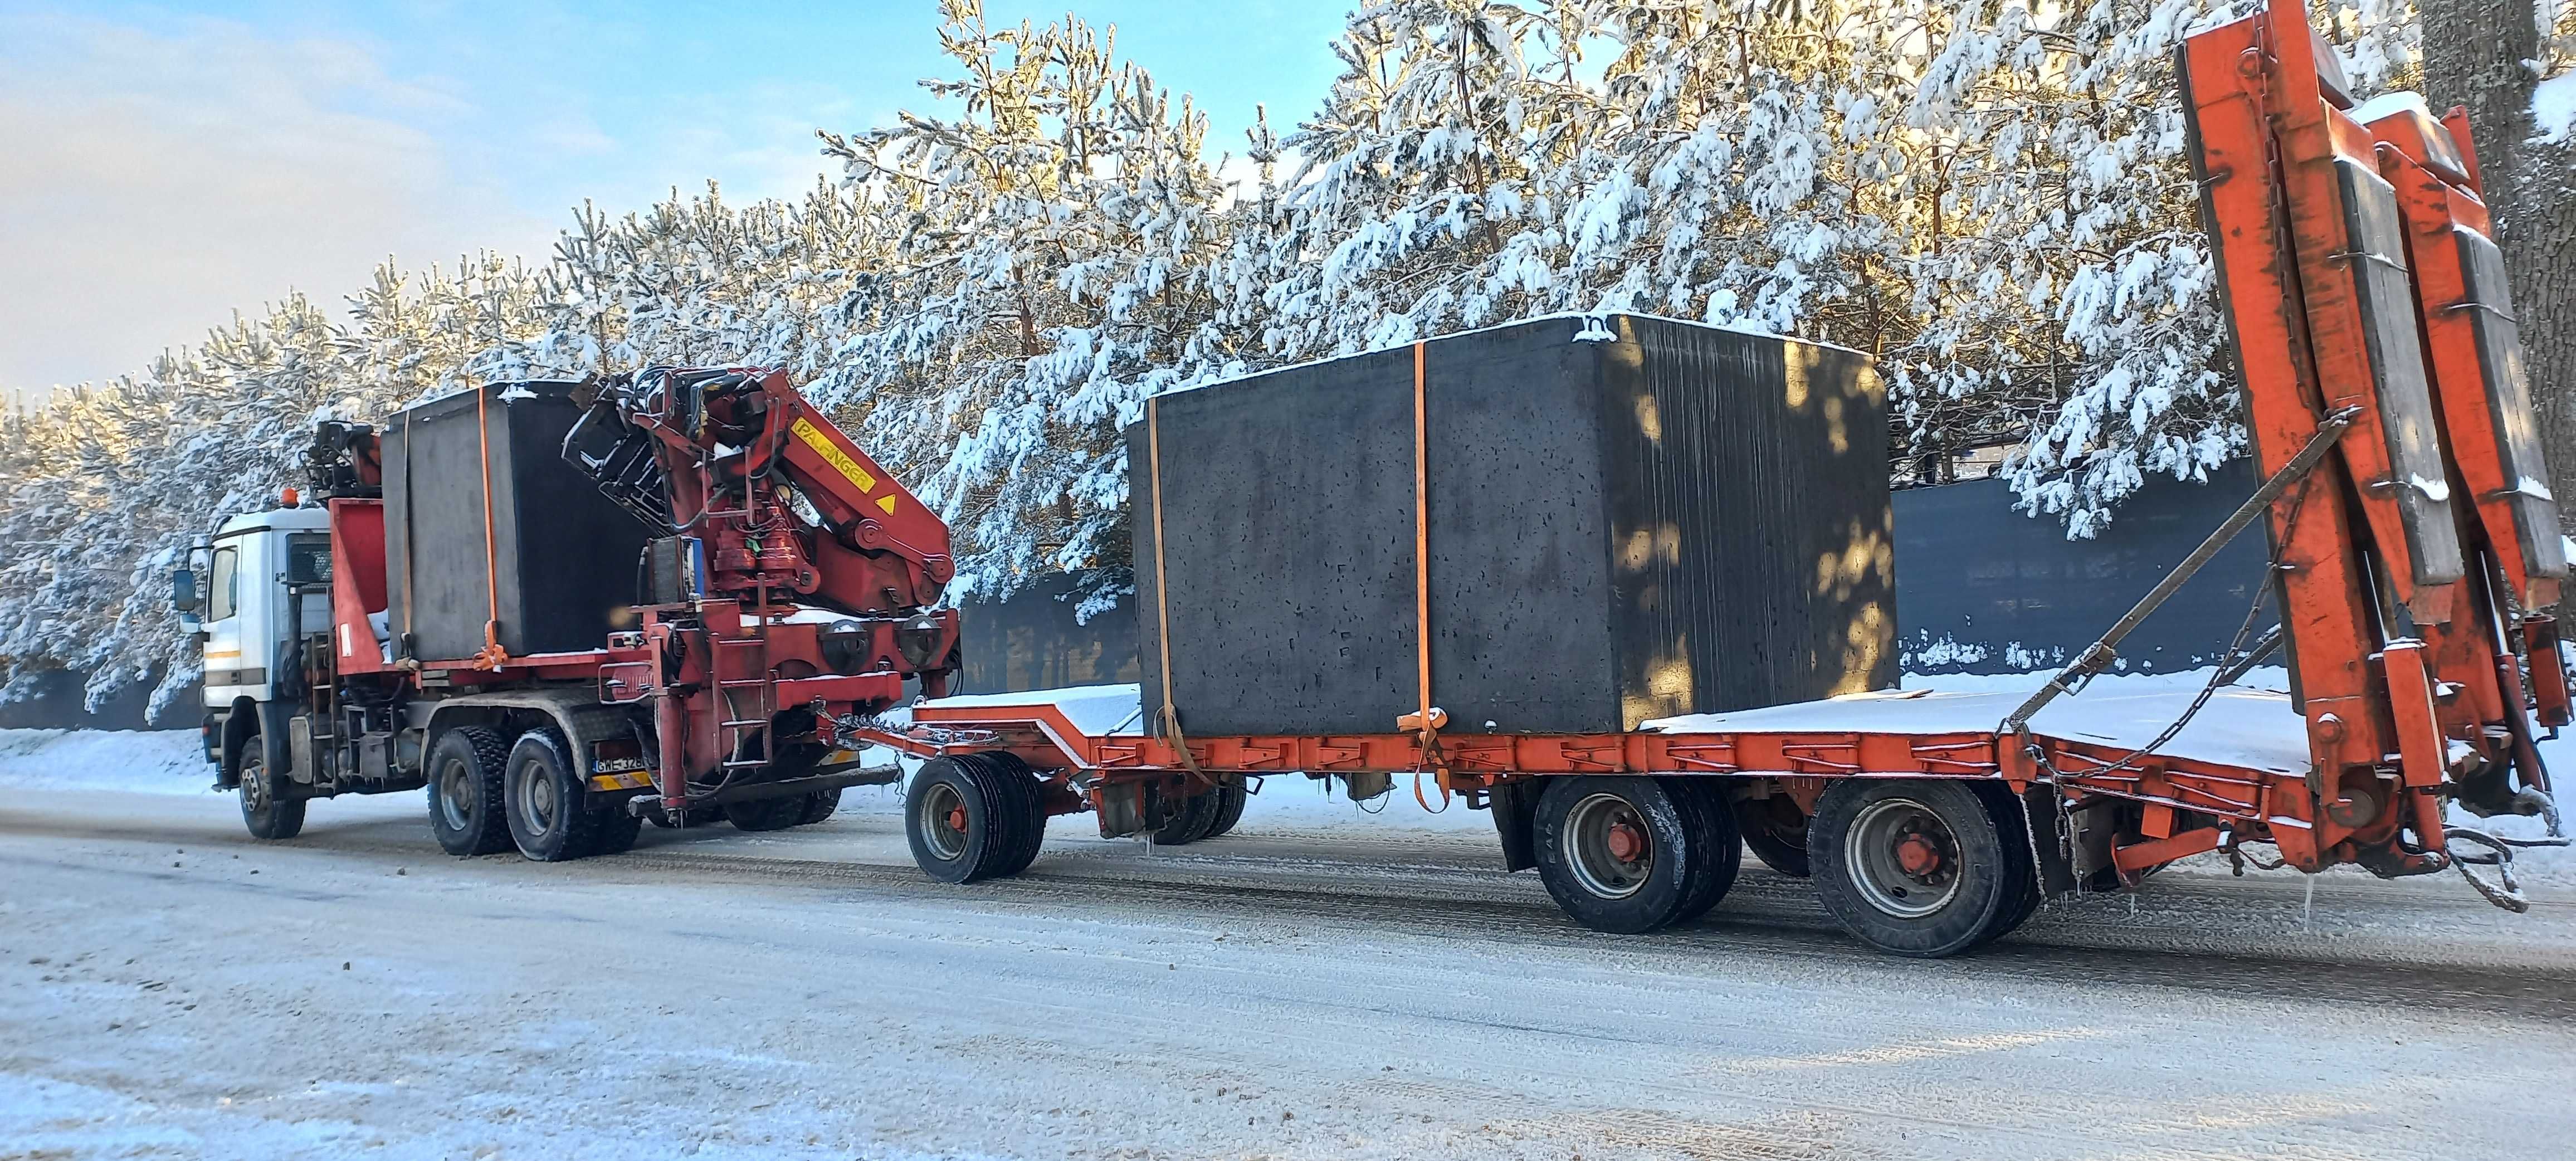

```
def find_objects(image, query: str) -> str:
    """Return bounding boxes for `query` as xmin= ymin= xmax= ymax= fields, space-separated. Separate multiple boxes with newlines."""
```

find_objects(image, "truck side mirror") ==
xmin=171 ymin=567 xmax=202 ymax=613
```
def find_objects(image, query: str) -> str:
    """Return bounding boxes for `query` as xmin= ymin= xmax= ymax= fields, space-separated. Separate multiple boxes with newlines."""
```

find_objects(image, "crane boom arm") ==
xmin=565 ymin=365 xmax=955 ymax=618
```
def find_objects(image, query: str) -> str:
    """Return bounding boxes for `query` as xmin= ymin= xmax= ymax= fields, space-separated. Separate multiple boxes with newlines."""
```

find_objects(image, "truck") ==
xmin=178 ymin=0 xmax=2570 ymax=958
xmin=175 ymin=365 xmax=963 ymax=860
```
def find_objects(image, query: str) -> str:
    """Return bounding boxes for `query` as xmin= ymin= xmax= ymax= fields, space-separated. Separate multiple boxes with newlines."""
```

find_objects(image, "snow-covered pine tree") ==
xmin=1904 ymin=0 xmax=2417 ymax=531
xmin=814 ymin=0 xmax=1239 ymax=616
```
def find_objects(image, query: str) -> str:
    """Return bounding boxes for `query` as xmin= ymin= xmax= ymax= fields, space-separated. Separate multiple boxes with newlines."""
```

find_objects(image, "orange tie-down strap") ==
xmin=1396 ymin=340 xmax=1452 ymax=794
xmin=471 ymin=384 xmax=513 ymax=672
xmin=1146 ymin=397 xmax=1202 ymax=774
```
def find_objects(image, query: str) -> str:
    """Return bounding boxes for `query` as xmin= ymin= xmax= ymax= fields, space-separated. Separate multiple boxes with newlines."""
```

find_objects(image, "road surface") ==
xmin=4 ymin=783 xmax=2572 ymax=1160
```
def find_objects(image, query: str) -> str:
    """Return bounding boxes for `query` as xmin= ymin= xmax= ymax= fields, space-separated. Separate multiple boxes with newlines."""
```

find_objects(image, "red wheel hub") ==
xmin=1605 ymin=820 xmax=1647 ymax=864
xmin=945 ymin=806 xmax=969 ymax=832
xmin=1894 ymin=834 xmax=1943 ymax=876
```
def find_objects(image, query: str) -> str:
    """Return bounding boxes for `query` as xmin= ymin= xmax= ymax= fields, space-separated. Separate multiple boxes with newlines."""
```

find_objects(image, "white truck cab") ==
xmin=173 ymin=501 xmax=333 ymax=825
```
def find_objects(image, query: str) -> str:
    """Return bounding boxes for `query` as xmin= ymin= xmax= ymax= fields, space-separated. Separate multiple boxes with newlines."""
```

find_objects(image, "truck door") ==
xmin=202 ymin=538 xmax=262 ymax=699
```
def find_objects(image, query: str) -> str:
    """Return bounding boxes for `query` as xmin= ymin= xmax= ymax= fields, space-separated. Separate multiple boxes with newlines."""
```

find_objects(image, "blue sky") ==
xmin=0 ymin=1 xmax=1353 ymax=392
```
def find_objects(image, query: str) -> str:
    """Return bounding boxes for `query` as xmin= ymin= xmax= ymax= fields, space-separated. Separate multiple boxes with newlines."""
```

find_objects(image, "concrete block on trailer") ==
xmin=1131 ymin=313 xmax=1895 ymax=737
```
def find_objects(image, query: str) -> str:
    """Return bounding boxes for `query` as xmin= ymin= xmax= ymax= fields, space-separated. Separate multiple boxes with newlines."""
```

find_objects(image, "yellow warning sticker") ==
xmin=876 ymin=495 xmax=897 ymax=515
xmin=790 ymin=416 xmax=876 ymax=493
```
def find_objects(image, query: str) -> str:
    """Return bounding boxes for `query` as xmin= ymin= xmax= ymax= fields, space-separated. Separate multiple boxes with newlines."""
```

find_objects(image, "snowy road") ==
xmin=4 ymin=782 xmax=2575 ymax=1160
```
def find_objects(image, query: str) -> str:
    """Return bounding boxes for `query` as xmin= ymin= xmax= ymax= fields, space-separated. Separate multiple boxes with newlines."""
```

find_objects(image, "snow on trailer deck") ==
xmin=902 ymin=679 xmax=2314 ymax=777
xmin=1647 ymin=686 xmax=2312 ymax=776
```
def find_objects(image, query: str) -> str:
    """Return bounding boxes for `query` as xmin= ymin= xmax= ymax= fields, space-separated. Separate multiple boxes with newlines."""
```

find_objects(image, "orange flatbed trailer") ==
xmin=852 ymin=0 xmax=2570 ymax=957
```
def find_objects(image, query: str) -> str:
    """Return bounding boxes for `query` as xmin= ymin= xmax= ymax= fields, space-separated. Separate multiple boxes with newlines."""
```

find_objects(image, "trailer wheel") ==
xmin=236 ymin=746 xmax=307 ymax=841
xmin=425 ymin=726 xmax=510 ymax=856
xmin=1809 ymin=780 xmax=2029 ymax=958
xmin=906 ymin=755 xmax=1027 ymax=883
xmin=502 ymin=728 xmax=603 ymax=862
xmin=1660 ymin=779 xmax=1743 ymax=925
xmin=1969 ymin=784 xmax=2044 ymax=948
xmin=964 ymin=753 xmax=1047 ymax=876
xmin=1202 ymin=779 xmax=1250 ymax=839
xmin=1153 ymin=788 xmax=1223 ymax=846
xmin=1735 ymin=794 xmax=1812 ymax=878
xmin=725 ymin=796 xmax=803 ymax=832
xmin=1532 ymin=777 xmax=1700 ymax=934
xmin=798 ymin=789 xmax=842 ymax=826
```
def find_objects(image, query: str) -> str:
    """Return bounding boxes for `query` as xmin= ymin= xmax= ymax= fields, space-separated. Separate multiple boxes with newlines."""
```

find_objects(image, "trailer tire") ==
xmin=1810 ymin=779 xmax=2025 ymax=958
xmin=965 ymin=752 xmax=1047 ymax=876
xmin=1661 ymin=779 xmax=1743 ymax=925
xmin=593 ymin=808 xmax=645 ymax=855
xmin=1153 ymin=788 xmax=1223 ymax=846
xmin=503 ymin=728 xmax=603 ymax=862
xmin=1532 ymin=776 xmax=1699 ymax=934
xmin=726 ymin=796 xmax=804 ymax=832
xmin=426 ymin=726 xmax=511 ymax=856
xmin=1735 ymin=794 xmax=1812 ymax=878
xmin=1968 ymin=784 xmax=2044 ymax=948
xmin=236 ymin=746 xmax=307 ymax=841
xmin=905 ymin=755 xmax=1021 ymax=883
xmin=1202 ymin=779 xmax=1250 ymax=839
xmin=798 ymin=789 xmax=842 ymax=826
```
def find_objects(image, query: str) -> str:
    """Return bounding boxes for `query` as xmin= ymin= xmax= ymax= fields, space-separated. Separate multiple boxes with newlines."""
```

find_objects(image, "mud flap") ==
xmin=1489 ymin=780 xmax=1541 ymax=873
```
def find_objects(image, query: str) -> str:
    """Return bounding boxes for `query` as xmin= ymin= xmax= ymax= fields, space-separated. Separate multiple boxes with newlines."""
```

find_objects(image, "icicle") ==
xmin=2301 ymin=874 xmax=2316 ymax=934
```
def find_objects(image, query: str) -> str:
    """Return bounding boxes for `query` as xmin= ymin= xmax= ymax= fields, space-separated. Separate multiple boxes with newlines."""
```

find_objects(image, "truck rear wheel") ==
xmin=1736 ymin=794 xmax=1812 ymax=878
xmin=905 ymin=754 xmax=1041 ymax=883
xmin=426 ymin=726 xmax=511 ymax=856
xmin=594 ymin=806 xmax=645 ymax=855
xmin=1532 ymin=776 xmax=1706 ymax=934
xmin=503 ymin=728 xmax=603 ymax=862
xmin=1809 ymin=779 xmax=2032 ymax=958
xmin=237 ymin=747 xmax=306 ymax=841
xmin=798 ymin=789 xmax=842 ymax=825
xmin=726 ymin=796 xmax=803 ymax=832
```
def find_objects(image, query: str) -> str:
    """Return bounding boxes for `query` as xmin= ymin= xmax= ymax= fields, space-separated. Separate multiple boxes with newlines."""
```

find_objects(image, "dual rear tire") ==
xmin=1806 ymin=780 xmax=2039 ymax=958
xmin=1150 ymin=778 xmax=1247 ymax=845
xmin=905 ymin=753 xmax=1050 ymax=883
xmin=1528 ymin=774 xmax=2038 ymax=957
xmin=427 ymin=725 xmax=639 ymax=861
xmin=1531 ymin=777 xmax=1742 ymax=934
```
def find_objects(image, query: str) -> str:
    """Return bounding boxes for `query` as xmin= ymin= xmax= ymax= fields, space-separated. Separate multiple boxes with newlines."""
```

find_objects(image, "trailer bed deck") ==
xmin=889 ymin=680 xmax=2313 ymax=780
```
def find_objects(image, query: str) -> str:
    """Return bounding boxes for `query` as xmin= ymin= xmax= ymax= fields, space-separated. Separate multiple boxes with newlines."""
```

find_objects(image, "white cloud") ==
xmin=0 ymin=13 xmax=558 ymax=392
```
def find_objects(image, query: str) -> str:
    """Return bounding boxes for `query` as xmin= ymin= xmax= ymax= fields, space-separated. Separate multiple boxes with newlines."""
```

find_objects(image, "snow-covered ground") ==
xmin=5 ymin=757 xmax=2574 ymax=1159
xmin=4 ymin=667 xmax=2575 ymax=1159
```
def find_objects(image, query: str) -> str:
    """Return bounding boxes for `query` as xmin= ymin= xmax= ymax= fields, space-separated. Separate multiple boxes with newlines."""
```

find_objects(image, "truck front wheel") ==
xmin=426 ymin=726 xmax=512 ymax=856
xmin=236 ymin=747 xmax=306 ymax=841
xmin=504 ymin=728 xmax=603 ymax=862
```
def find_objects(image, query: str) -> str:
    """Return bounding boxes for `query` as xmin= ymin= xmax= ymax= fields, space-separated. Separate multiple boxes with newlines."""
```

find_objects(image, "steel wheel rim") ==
xmin=1565 ymin=792 xmax=1653 ymax=899
xmin=240 ymin=753 xmax=268 ymax=813
xmin=1845 ymin=797 xmax=1962 ymax=918
xmin=918 ymin=781 xmax=968 ymax=860
xmin=436 ymin=757 xmax=474 ymax=831
xmin=515 ymin=758 xmax=557 ymax=837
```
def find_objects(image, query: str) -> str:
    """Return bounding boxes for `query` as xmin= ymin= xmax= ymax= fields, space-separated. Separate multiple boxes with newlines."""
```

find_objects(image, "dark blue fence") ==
xmin=1892 ymin=460 xmax=2272 ymax=675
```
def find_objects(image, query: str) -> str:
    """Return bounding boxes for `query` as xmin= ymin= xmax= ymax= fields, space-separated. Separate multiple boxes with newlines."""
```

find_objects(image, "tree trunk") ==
xmin=2417 ymin=1 xmax=2576 ymax=533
